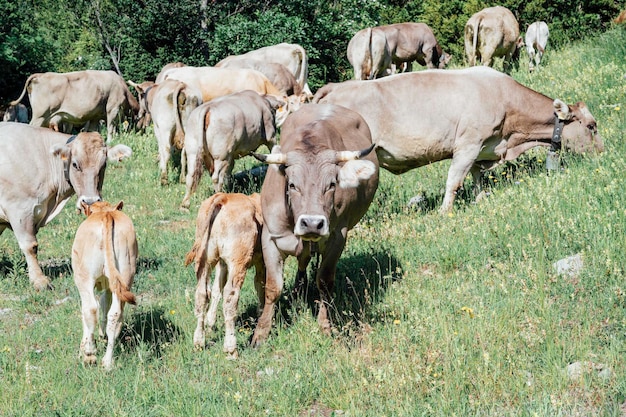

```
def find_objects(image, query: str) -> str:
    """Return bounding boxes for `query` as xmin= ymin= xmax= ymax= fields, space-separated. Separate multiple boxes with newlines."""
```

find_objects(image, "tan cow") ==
xmin=161 ymin=66 xmax=282 ymax=103
xmin=147 ymin=79 xmax=203 ymax=185
xmin=216 ymin=43 xmax=312 ymax=96
xmin=155 ymin=62 xmax=186 ymax=84
xmin=10 ymin=70 xmax=139 ymax=140
xmin=216 ymin=58 xmax=303 ymax=98
xmin=250 ymin=104 xmax=379 ymax=345
xmin=465 ymin=6 xmax=523 ymax=72
xmin=180 ymin=90 xmax=285 ymax=209
xmin=347 ymin=27 xmax=391 ymax=80
xmin=313 ymin=67 xmax=604 ymax=213
xmin=185 ymin=192 xmax=264 ymax=358
xmin=377 ymin=22 xmax=451 ymax=71
xmin=72 ymin=200 xmax=137 ymax=370
xmin=0 ymin=123 xmax=132 ymax=289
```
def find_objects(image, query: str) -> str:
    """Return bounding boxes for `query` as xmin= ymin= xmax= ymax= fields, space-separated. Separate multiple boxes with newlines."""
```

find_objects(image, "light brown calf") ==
xmin=185 ymin=193 xmax=264 ymax=358
xmin=72 ymin=201 xmax=138 ymax=370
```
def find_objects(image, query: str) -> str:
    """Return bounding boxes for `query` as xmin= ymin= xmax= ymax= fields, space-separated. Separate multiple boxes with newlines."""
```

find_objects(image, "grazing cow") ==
xmin=313 ymin=67 xmax=604 ymax=213
xmin=0 ymin=123 xmax=132 ymax=290
xmin=217 ymin=58 xmax=303 ymax=98
xmin=3 ymin=103 xmax=29 ymax=123
xmin=185 ymin=193 xmax=264 ymax=358
xmin=378 ymin=22 xmax=451 ymax=71
xmin=250 ymin=103 xmax=379 ymax=346
xmin=465 ymin=6 xmax=523 ymax=72
xmin=127 ymin=80 xmax=155 ymax=131
xmin=72 ymin=201 xmax=137 ymax=371
xmin=216 ymin=43 xmax=312 ymax=96
xmin=181 ymin=90 xmax=286 ymax=209
xmin=525 ymin=21 xmax=550 ymax=72
xmin=147 ymin=79 xmax=203 ymax=186
xmin=10 ymin=70 xmax=139 ymax=140
xmin=161 ymin=66 xmax=282 ymax=103
xmin=347 ymin=27 xmax=391 ymax=80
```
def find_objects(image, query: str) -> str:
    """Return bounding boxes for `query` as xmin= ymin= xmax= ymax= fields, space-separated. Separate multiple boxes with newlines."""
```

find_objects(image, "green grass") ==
xmin=1 ymin=27 xmax=625 ymax=416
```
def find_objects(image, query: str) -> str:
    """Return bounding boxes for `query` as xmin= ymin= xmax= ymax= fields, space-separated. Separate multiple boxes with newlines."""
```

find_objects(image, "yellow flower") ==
xmin=615 ymin=106 xmax=621 ymax=111
xmin=170 ymin=309 xmax=176 ymax=315
xmin=393 ymin=319 xmax=401 ymax=325
xmin=460 ymin=306 xmax=475 ymax=318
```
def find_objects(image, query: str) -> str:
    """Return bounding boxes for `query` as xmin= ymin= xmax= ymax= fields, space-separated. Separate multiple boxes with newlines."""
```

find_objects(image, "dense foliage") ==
xmin=1 ymin=0 xmax=624 ymax=102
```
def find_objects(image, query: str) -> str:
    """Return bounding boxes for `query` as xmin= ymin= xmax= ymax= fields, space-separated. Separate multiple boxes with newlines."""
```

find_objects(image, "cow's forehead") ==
xmin=72 ymin=132 xmax=106 ymax=157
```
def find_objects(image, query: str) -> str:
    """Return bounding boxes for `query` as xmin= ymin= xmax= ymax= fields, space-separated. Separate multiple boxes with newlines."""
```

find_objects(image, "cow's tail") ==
xmin=173 ymin=83 xmax=186 ymax=150
xmin=102 ymin=213 xmax=136 ymax=305
xmin=366 ymin=27 xmax=374 ymax=80
xmin=10 ymin=73 xmax=39 ymax=106
xmin=184 ymin=195 xmax=224 ymax=284
xmin=471 ymin=18 xmax=480 ymax=65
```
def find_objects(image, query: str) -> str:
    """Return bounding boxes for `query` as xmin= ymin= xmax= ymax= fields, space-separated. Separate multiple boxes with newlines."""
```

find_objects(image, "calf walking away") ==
xmin=72 ymin=201 xmax=138 ymax=370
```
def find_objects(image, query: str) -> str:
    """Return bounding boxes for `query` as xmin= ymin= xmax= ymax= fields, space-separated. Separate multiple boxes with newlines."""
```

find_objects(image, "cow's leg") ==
xmin=211 ymin=159 xmax=233 ymax=193
xmin=99 ymin=289 xmax=112 ymax=338
xmin=193 ymin=257 xmax=212 ymax=349
xmin=102 ymin=295 xmax=124 ymax=371
xmin=180 ymin=146 xmax=206 ymax=210
xmin=179 ymin=147 xmax=187 ymax=184
xmin=440 ymin=144 xmax=482 ymax=213
xmin=206 ymin=262 xmax=226 ymax=332
xmin=77 ymin=282 xmax=98 ymax=365
xmin=155 ymin=124 xmax=172 ymax=186
xmin=223 ymin=260 xmax=248 ymax=359
xmin=316 ymin=232 xmax=346 ymax=336
xmin=11 ymin=221 xmax=50 ymax=290
xmin=251 ymin=229 xmax=286 ymax=347
xmin=252 ymin=258 xmax=266 ymax=313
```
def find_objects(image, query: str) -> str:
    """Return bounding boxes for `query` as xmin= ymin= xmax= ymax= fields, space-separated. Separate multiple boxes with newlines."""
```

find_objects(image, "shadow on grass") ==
xmin=119 ymin=306 xmax=182 ymax=359
xmin=237 ymin=248 xmax=403 ymax=341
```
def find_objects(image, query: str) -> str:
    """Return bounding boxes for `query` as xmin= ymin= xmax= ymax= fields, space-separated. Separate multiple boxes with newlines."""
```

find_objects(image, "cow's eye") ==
xmin=288 ymin=181 xmax=296 ymax=191
xmin=587 ymin=124 xmax=595 ymax=132
xmin=329 ymin=181 xmax=336 ymax=190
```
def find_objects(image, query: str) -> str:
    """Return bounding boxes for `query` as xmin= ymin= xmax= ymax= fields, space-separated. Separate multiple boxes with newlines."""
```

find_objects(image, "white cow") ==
xmin=525 ymin=21 xmax=549 ymax=72
xmin=148 ymin=79 xmax=203 ymax=185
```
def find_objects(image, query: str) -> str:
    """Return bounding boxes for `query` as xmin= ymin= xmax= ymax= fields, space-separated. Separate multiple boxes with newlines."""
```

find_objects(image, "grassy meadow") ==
xmin=1 ymin=27 xmax=625 ymax=416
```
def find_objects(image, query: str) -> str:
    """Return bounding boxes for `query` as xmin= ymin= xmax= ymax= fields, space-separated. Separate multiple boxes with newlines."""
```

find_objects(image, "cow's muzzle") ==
xmin=76 ymin=195 xmax=102 ymax=212
xmin=294 ymin=215 xmax=329 ymax=241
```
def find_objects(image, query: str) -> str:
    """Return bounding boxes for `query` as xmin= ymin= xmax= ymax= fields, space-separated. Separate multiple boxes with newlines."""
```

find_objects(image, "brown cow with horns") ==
xmin=251 ymin=103 xmax=379 ymax=346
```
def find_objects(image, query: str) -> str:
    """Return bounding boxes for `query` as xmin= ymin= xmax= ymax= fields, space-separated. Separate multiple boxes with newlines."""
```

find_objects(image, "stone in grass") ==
xmin=553 ymin=253 xmax=583 ymax=277
xmin=566 ymin=361 xmax=612 ymax=382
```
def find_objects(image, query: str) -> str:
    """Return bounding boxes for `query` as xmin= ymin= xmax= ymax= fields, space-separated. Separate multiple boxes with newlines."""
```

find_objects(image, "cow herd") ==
xmin=0 ymin=6 xmax=606 ymax=368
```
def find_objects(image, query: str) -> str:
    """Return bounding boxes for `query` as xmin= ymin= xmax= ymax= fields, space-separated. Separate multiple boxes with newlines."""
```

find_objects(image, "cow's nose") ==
xmin=295 ymin=215 xmax=329 ymax=239
xmin=78 ymin=195 xmax=102 ymax=206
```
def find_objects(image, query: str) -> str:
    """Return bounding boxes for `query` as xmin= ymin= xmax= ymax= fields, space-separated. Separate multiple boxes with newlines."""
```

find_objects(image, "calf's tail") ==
xmin=184 ymin=195 xmax=224 ymax=278
xmin=103 ymin=213 xmax=136 ymax=305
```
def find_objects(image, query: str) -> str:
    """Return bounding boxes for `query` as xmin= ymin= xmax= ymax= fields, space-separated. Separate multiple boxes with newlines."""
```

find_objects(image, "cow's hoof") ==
xmin=32 ymin=277 xmax=52 ymax=292
xmin=179 ymin=205 xmax=190 ymax=213
xmin=82 ymin=354 xmax=97 ymax=366
xmin=225 ymin=350 xmax=239 ymax=360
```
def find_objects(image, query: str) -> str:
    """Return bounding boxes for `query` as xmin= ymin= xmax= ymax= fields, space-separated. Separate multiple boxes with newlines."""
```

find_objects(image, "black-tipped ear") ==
xmin=115 ymin=201 xmax=124 ymax=211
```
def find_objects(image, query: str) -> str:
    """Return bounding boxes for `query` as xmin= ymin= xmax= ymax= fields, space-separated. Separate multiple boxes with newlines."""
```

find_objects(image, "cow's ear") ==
xmin=82 ymin=201 xmax=92 ymax=216
xmin=115 ymin=201 xmax=124 ymax=211
xmin=338 ymin=160 xmax=377 ymax=189
xmin=51 ymin=144 xmax=70 ymax=161
xmin=554 ymin=99 xmax=572 ymax=121
xmin=107 ymin=144 xmax=132 ymax=162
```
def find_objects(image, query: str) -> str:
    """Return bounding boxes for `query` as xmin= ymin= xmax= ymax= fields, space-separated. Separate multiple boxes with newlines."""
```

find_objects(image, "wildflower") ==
xmin=233 ymin=391 xmax=242 ymax=403
xmin=460 ymin=306 xmax=475 ymax=318
xmin=615 ymin=106 xmax=621 ymax=111
xmin=393 ymin=319 xmax=401 ymax=325
xmin=170 ymin=309 xmax=176 ymax=315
